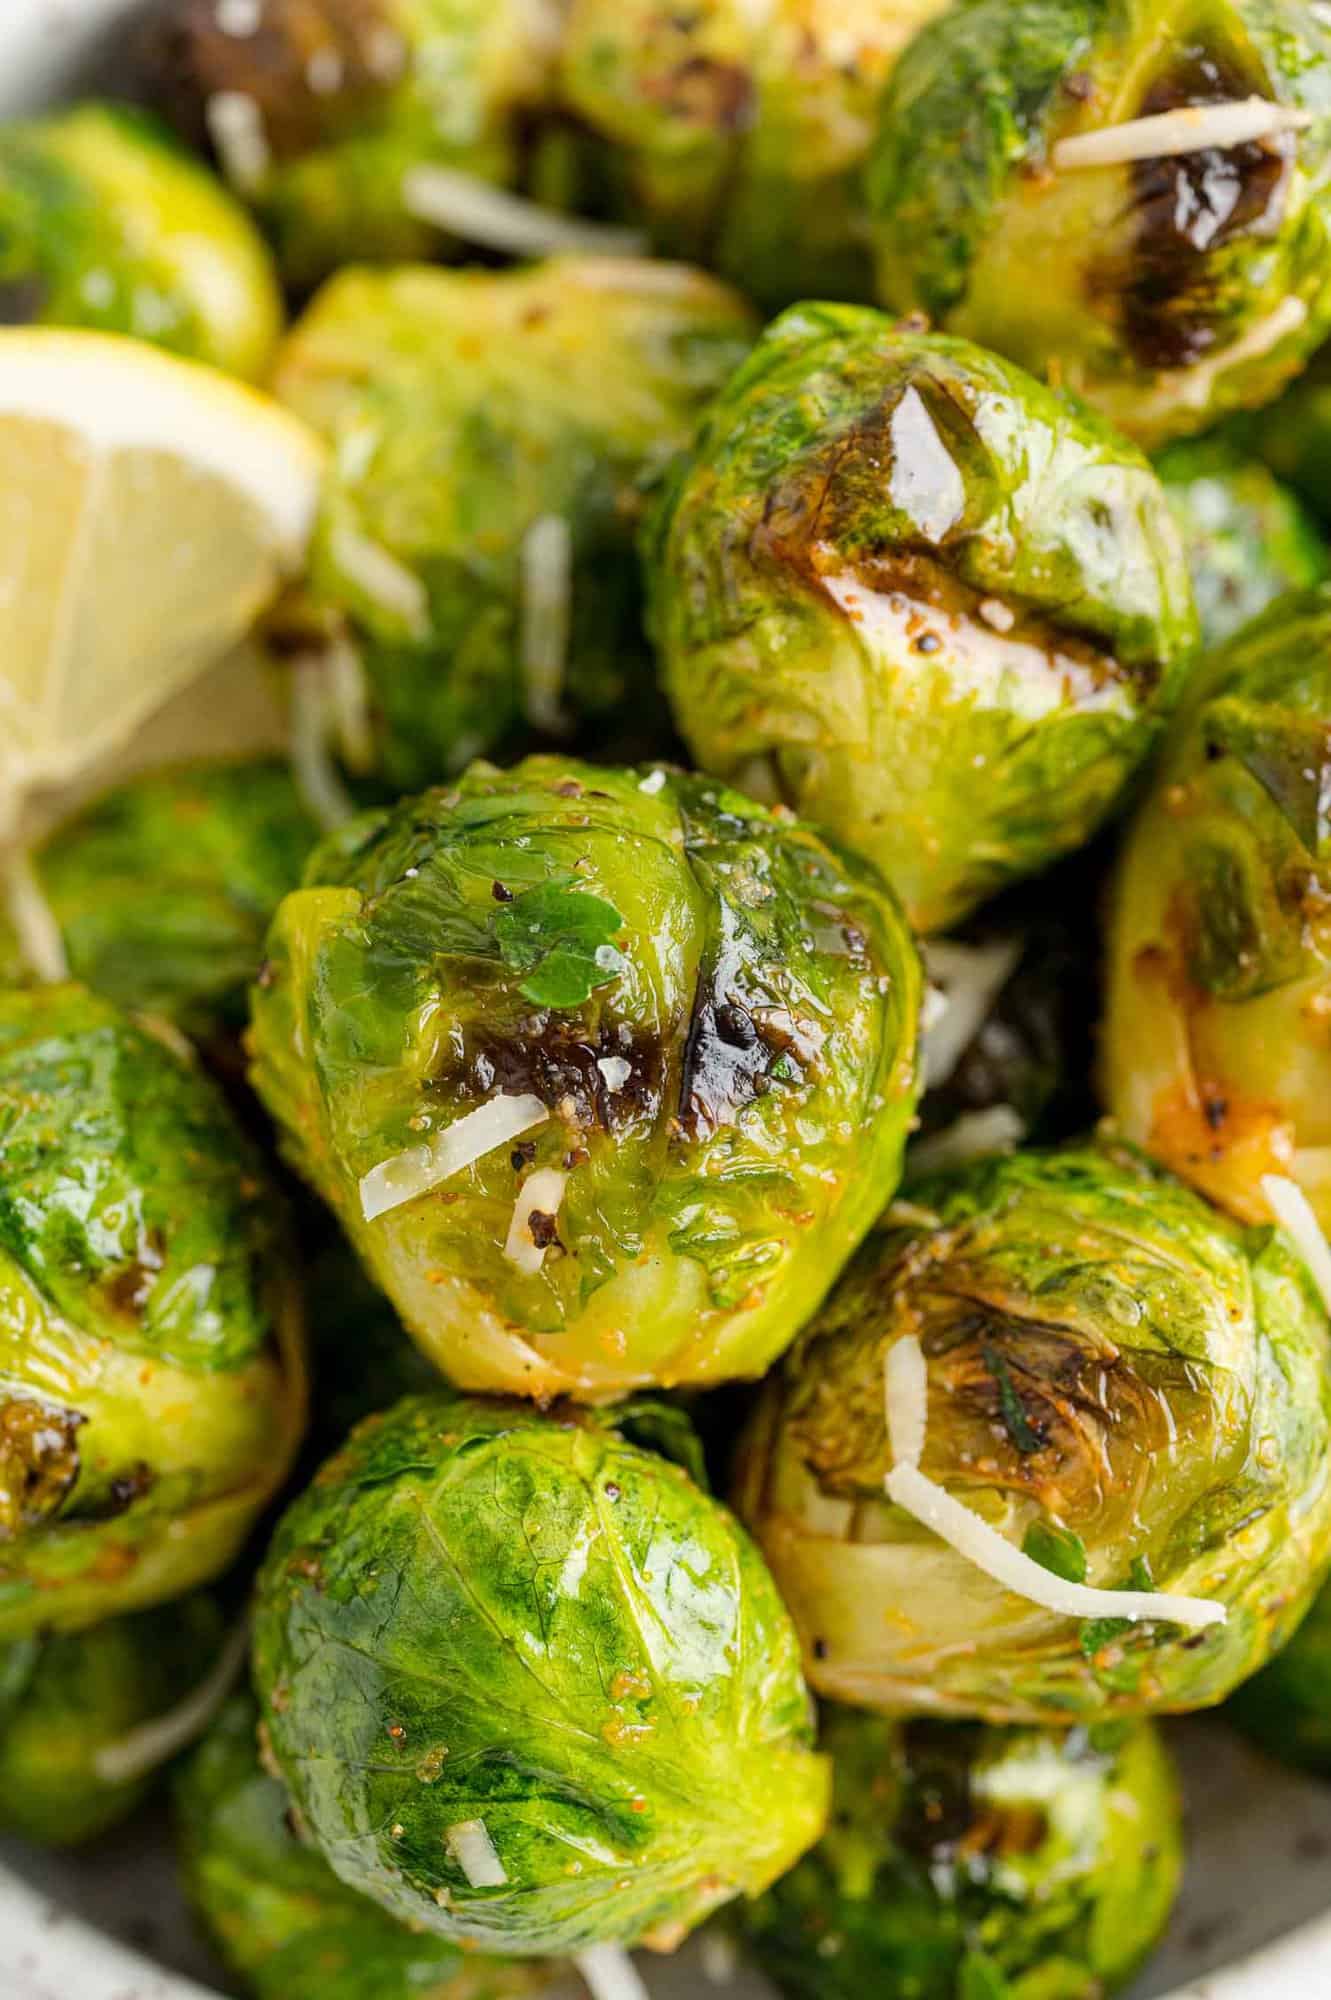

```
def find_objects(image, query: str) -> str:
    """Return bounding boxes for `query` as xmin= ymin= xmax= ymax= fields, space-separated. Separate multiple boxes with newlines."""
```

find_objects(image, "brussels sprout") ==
xmin=249 ymin=755 xmax=920 ymax=1399
xmin=1228 ymin=1576 xmax=1331 ymax=1776
xmin=647 ymin=306 xmax=1197 ymax=933
xmin=1103 ymin=584 xmax=1331 ymax=1227
xmin=1157 ymin=435 xmax=1328 ymax=648
xmin=271 ymin=258 xmax=755 ymax=790
xmin=0 ymin=984 xmax=306 ymax=1642
xmin=557 ymin=0 xmax=946 ymax=308
xmin=176 ymin=1692 xmax=544 ymax=2000
xmin=0 ymin=102 xmax=281 ymax=379
xmin=733 ymin=1137 xmax=1331 ymax=1724
xmin=251 ymin=1391 xmax=829 ymax=1955
xmin=865 ymin=0 xmax=1331 ymax=448
xmin=0 ymin=760 xmax=318 ymax=1048
xmin=141 ymin=0 xmax=563 ymax=290
xmin=742 ymin=1706 xmax=1182 ymax=2000
xmin=0 ymin=1593 xmax=225 ymax=1845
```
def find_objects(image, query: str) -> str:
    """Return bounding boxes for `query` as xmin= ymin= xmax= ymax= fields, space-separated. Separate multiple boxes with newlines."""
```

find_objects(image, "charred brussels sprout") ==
xmin=1103 ymin=584 xmax=1331 ymax=1227
xmin=0 ymin=984 xmax=305 ymax=1641
xmin=0 ymin=760 xmax=318 ymax=1047
xmin=1228 ymin=1577 xmax=1331 ymax=1775
xmin=0 ymin=102 xmax=281 ymax=378
xmin=177 ymin=1692 xmax=543 ymax=2000
xmin=249 ymin=756 xmax=921 ymax=1400
xmin=558 ymin=0 xmax=946 ymax=308
xmin=1157 ymin=435 xmax=1328 ymax=647
xmin=648 ymin=307 xmax=1196 ymax=932
xmin=272 ymin=258 xmax=756 ymax=789
xmin=742 ymin=1707 xmax=1182 ymax=2000
xmin=141 ymin=0 xmax=562 ymax=290
xmin=866 ymin=0 xmax=1331 ymax=448
xmin=251 ymin=1392 xmax=829 ymax=1955
xmin=0 ymin=1594 xmax=225 ymax=1845
xmin=734 ymin=1138 xmax=1331 ymax=1724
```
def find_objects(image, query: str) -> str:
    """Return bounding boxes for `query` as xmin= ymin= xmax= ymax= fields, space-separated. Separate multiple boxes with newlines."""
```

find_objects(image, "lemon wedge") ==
xmin=0 ymin=329 xmax=325 ymax=831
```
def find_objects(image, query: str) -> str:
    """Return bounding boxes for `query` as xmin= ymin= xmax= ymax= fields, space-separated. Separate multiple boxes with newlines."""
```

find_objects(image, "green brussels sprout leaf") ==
xmin=493 ymin=881 xmax=626 ymax=1008
xmin=1021 ymin=1522 xmax=1088 ymax=1586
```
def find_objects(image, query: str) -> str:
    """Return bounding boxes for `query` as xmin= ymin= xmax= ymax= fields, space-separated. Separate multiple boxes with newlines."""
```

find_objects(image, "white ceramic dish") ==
xmin=2 ymin=5 xmax=1331 ymax=1996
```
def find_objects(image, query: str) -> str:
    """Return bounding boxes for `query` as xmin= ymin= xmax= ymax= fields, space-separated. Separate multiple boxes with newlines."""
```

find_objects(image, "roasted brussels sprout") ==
xmin=0 ymin=1593 xmax=225 ymax=1845
xmin=1157 ymin=435 xmax=1328 ymax=648
xmin=0 ymin=984 xmax=305 ymax=1641
xmin=141 ymin=0 xmax=564 ymax=290
xmin=647 ymin=307 xmax=1197 ymax=932
xmin=558 ymin=0 xmax=946 ymax=308
xmin=1103 ymin=584 xmax=1331 ymax=1227
xmin=1228 ymin=1576 xmax=1331 ymax=1776
xmin=0 ymin=102 xmax=281 ymax=378
xmin=0 ymin=760 xmax=318 ymax=1047
xmin=249 ymin=755 xmax=921 ymax=1400
xmin=251 ymin=1391 xmax=829 ymax=1955
xmin=177 ymin=1692 xmax=543 ymax=2000
xmin=734 ymin=1137 xmax=1331 ymax=1723
xmin=866 ymin=0 xmax=1331 ymax=448
xmin=271 ymin=258 xmax=755 ymax=789
xmin=742 ymin=1706 xmax=1182 ymax=2000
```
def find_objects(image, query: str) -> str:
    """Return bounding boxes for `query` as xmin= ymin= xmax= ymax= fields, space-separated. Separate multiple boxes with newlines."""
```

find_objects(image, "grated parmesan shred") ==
xmin=908 ymin=1104 xmax=1026 ymax=1177
xmin=520 ymin=514 xmax=573 ymax=735
xmin=327 ymin=524 xmax=431 ymax=636
xmin=503 ymin=1167 xmax=568 ymax=1275
xmin=3 ymin=850 xmax=68 ymax=983
xmin=1262 ymin=1173 xmax=1331 ymax=1319
xmin=576 ymin=1944 xmax=653 ymax=2000
xmin=361 ymin=1093 xmax=548 ymax=1222
xmin=1053 ymin=97 xmax=1313 ymax=171
xmin=445 ymin=1820 xmax=508 ymax=1888
xmin=205 ymin=91 xmax=271 ymax=191
xmin=883 ymin=1334 xmax=1226 ymax=1631
xmin=289 ymin=658 xmax=358 ymax=834
xmin=920 ymin=936 xmax=1022 ymax=1089
xmin=92 ymin=1623 xmax=250 ymax=1785
xmin=402 ymin=166 xmax=647 ymax=260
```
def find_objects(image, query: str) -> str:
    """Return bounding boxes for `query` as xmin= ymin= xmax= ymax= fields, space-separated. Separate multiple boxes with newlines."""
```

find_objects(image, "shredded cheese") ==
xmin=1262 ymin=1173 xmax=1331 ymax=1319
xmin=883 ymin=1334 xmax=1226 ymax=1631
xmin=205 ymin=91 xmax=271 ymax=191
xmin=1053 ymin=97 xmax=1313 ymax=171
xmin=3 ymin=851 xmax=68 ymax=983
xmin=361 ymin=1094 xmax=549 ymax=1222
xmin=92 ymin=1623 xmax=249 ymax=1786
xmin=289 ymin=658 xmax=358 ymax=834
xmin=503 ymin=1167 xmax=568 ymax=1275
xmin=638 ymin=768 xmax=667 ymax=796
xmin=445 ymin=1820 xmax=508 ymax=1888
xmin=327 ymin=524 xmax=430 ymax=636
xmin=520 ymin=514 xmax=573 ymax=735
xmin=402 ymin=166 xmax=647 ymax=259
xmin=920 ymin=937 xmax=1022 ymax=1089
xmin=908 ymin=1105 xmax=1026 ymax=1177
xmin=597 ymin=1055 xmax=632 ymax=1092
xmin=326 ymin=632 xmax=375 ymax=774
xmin=576 ymin=1945 xmax=652 ymax=2000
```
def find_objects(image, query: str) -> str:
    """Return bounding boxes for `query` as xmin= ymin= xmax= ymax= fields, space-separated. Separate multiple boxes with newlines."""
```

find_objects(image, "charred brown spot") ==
xmin=754 ymin=385 xmax=1156 ymax=701
xmin=1100 ymin=45 xmax=1294 ymax=372
xmin=138 ymin=0 xmax=402 ymax=163
xmin=527 ymin=1208 xmax=561 ymax=1249
xmin=0 ymin=1397 xmax=83 ymax=1540
xmin=462 ymin=1024 xmax=663 ymax=1135
xmin=101 ymin=1235 xmax=166 ymax=1322
xmin=678 ymin=906 xmax=808 ymax=1140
